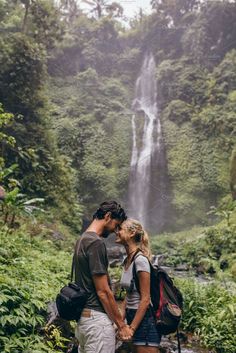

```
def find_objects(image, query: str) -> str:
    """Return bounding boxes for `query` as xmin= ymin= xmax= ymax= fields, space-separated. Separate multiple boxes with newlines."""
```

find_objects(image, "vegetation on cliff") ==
xmin=1 ymin=0 xmax=235 ymax=228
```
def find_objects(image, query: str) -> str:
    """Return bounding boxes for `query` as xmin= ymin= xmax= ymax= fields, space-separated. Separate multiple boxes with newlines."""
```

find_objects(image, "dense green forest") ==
xmin=0 ymin=0 xmax=235 ymax=353
xmin=1 ymin=0 xmax=235 ymax=227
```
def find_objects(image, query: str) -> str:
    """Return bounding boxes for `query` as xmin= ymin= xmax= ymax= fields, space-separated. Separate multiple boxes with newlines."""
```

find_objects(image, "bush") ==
xmin=0 ymin=226 xmax=72 ymax=353
xmin=178 ymin=278 xmax=236 ymax=353
xmin=165 ymin=99 xmax=193 ymax=124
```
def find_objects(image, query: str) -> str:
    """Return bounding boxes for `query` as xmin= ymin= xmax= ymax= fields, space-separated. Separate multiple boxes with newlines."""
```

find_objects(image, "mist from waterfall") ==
xmin=127 ymin=53 xmax=170 ymax=233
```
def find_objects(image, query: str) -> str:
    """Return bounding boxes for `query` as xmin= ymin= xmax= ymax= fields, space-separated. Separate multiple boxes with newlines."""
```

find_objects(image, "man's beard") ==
xmin=102 ymin=228 xmax=111 ymax=238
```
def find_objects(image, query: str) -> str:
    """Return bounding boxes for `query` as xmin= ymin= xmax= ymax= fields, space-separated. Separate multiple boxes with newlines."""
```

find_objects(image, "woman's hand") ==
xmin=117 ymin=324 xmax=133 ymax=341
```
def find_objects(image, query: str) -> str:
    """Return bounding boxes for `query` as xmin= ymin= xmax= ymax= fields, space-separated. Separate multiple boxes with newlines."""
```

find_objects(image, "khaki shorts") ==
xmin=76 ymin=309 xmax=116 ymax=353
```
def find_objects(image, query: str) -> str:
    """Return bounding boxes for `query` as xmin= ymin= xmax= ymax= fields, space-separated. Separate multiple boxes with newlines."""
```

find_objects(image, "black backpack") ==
xmin=132 ymin=254 xmax=183 ymax=335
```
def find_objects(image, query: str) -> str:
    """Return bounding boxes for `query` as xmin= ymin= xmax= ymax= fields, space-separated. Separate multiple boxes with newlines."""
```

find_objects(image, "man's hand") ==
xmin=117 ymin=324 xmax=133 ymax=341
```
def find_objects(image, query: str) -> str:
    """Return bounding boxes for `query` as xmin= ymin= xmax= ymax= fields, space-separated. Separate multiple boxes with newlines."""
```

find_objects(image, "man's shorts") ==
xmin=126 ymin=308 xmax=162 ymax=347
xmin=76 ymin=309 xmax=116 ymax=353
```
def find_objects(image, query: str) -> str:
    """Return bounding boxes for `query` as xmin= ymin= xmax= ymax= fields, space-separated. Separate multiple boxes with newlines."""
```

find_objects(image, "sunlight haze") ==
xmin=119 ymin=0 xmax=152 ymax=17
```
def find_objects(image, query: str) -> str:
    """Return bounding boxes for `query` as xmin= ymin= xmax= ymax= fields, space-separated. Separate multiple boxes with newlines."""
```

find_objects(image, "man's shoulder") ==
xmin=79 ymin=231 xmax=105 ymax=249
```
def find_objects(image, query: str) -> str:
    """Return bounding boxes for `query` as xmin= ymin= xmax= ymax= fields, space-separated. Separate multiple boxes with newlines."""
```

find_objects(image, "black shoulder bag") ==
xmin=56 ymin=242 xmax=88 ymax=321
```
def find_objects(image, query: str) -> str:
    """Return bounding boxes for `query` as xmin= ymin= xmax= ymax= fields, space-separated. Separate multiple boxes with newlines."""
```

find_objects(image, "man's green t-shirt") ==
xmin=74 ymin=231 xmax=109 ymax=313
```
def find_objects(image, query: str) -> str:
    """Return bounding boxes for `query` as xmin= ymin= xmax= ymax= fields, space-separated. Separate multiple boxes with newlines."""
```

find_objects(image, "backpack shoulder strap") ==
xmin=71 ymin=237 xmax=82 ymax=282
xmin=71 ymin=235 xmax=85 ymax=282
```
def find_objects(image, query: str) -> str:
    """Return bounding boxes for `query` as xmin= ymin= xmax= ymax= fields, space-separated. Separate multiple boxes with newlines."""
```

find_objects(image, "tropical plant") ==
xmin=208 ymin=200 xmax=236 ymax=227
xmin=0 ymin=187 xmax=44 ymax=227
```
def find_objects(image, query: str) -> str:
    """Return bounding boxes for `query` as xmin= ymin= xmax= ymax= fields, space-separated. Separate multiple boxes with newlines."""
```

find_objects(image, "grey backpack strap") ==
xmin=71 ymin=237 xmax=83 ymax=282
xmin=70 ymin=255 xmax=75 ymax=282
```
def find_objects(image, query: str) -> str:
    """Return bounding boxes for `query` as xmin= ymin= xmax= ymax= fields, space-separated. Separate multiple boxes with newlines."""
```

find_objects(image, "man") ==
xmin=74 ymin=201 xmax=133 ymax=353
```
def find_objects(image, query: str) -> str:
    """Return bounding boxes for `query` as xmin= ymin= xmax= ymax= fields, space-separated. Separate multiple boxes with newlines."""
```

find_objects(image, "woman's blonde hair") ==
xmin=125 ymin=218 xmax=152 ymax=260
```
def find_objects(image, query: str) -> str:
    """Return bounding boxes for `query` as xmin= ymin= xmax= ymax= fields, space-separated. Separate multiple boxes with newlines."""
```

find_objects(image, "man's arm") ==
xmin=93 ymin=274 xmax=133 ymax=339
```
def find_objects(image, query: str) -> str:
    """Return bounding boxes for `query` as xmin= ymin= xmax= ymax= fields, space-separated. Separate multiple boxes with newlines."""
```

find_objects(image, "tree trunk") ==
xmin=230 ymin=148 xmax=236 ymax=200
xmin=22 ymin=1 xmax=30 ymax=33
xmin=97 ymin=3 xmax=102 ymax=18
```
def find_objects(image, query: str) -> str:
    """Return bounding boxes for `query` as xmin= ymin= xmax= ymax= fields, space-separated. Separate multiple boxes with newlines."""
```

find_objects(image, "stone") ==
xmin=110 ymin=259 xmax=123 ymax=268
xmin=174 ymin=264 xmax=189 ymax=272
xmin=107 ymin=246 xmax=125 ymax=261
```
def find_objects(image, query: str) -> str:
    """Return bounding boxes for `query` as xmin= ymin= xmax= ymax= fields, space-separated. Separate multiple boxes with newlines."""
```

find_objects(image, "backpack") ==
xmin=132 ymin=254 xmax=183 ymax=335
xmin=56 ymin=239 xmax=88 ymax=321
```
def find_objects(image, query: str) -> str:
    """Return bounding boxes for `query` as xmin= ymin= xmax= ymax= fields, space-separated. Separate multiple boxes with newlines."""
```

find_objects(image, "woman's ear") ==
xmin=130 ymin=230 xmax=136 ymax=239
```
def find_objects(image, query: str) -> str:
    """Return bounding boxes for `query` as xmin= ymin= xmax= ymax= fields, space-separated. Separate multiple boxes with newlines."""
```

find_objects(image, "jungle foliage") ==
xmin=48 ymin=0 xmax=236 ymax=227
xmin=0 ymin=0 xmax=235 ymax=227
xmin=0 ymin=2 xmax=236 ymax=351
xmin=0 ymin=225 xmax=72 ymax=353
xmin=178 ymin=278 xmax=236 ymax=353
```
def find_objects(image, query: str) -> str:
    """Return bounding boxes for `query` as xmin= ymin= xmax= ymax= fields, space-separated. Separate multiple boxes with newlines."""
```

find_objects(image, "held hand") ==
xmin=118 ymin=324 xmax=133 ymax=341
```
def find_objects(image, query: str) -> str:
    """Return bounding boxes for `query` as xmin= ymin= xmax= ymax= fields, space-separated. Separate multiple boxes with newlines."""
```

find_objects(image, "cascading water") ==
xmin=128 ymin=53 xmax=170 ymax=232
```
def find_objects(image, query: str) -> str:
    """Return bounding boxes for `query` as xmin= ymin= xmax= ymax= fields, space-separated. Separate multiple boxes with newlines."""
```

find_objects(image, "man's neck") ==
xmin=86 ymin=219 xmax=104 ymax=237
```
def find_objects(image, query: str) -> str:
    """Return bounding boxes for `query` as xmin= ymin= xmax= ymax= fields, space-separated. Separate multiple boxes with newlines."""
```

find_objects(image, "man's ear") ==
xmin=104 ymin=212 xmax=111 ymax=222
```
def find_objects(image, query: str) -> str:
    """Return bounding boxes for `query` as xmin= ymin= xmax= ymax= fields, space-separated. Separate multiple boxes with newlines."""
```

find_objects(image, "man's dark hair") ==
xmin=93 ymin=201 xmax=127 ymax=221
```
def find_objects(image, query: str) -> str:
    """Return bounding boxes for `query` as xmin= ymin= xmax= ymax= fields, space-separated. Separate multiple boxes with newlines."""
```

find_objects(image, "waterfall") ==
xmin=127 ymin=53 xmax=170 ymax=233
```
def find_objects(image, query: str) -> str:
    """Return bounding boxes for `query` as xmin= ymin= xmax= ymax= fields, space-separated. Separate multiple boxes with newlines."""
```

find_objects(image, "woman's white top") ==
xmin=120 ymin=254 xmax=150 ymax=309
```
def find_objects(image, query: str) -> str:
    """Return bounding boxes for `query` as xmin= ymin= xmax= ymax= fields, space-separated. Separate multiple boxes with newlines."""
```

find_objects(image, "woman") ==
xmin=116 ymin=219 xmax=161 ymax=353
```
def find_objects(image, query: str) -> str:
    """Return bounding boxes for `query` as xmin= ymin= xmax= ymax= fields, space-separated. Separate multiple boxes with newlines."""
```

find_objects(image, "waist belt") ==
xmin=81 ymin=309 xmax=91 ymax=317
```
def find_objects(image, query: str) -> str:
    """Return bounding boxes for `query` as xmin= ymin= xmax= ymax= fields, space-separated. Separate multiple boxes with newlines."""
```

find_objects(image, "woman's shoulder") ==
xmin=134 ymin=251 xmax=149 ymax=262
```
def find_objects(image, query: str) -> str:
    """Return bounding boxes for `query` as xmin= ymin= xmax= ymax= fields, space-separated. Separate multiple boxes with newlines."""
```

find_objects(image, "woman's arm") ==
xmin=129 ymin=271 xmax=150 ymax=332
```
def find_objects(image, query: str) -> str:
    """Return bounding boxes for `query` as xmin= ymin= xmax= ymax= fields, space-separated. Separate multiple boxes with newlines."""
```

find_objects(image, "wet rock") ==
xmin=110 ymin=259 xmax=123 ymax=268
xmin=107 ymin=246 xmax=125 ymax=261
xmin=220 ymin=259 xmax=228 ymax=270
xmin=152 ymin=254 xmax=166 ymax=266
xmin=174 ymin=264 xmax=189 ymax=272
xmin=51 ymin=230 xmax=65 ymax=241
xmin=206 ymin=265 xmax=216 ymax=274
xmin=160 ymin=337 xmax=176 ymax=353
xmin=195 ymin=264 xmax=206 ymax=275
xmin=46 ymin=301 xmax=72 ymax=338
xmin=47 ymin=301 xmax=59 ymax=325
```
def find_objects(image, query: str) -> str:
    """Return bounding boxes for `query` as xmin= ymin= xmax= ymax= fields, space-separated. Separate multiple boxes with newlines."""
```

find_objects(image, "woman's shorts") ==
xmin=126 ymin=308 xmax=161 ymax=347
